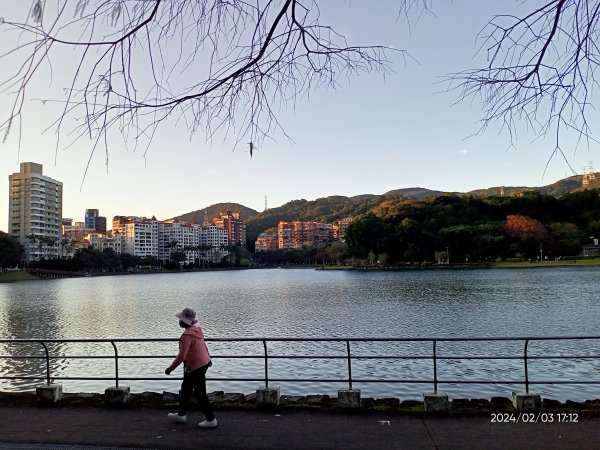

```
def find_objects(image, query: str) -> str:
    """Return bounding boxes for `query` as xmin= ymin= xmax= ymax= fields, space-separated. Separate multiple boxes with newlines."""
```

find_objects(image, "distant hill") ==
xmin=383 ymin=187 xmax=459 ymax=199
xmin=174 ymin=173 xmax=598 ymax=243
xmin=175 ymin=203 xmax=259 ymax=224
xmin=466 ymin=174 xmax=587 ymax=197
xmin=243 ymin=196 xmax=376 ymax=240
xmin=350 ymin=194 xmax=376 ymax=201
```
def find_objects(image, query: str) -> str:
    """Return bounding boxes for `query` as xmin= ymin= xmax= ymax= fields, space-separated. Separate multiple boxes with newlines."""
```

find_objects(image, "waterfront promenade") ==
xmin=1 ymin=404 xmax=599 ymax=450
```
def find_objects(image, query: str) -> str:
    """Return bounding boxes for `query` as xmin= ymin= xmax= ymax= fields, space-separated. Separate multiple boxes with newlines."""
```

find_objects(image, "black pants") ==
xmin=178 ymin=363 xmax=215 ymax=420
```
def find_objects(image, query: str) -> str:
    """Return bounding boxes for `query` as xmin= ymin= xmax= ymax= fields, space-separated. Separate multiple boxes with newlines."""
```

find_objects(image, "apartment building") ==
xmin=277 ymin=221 xmax=334 ymax=250
xmin=213 ymin=211 xmax=246 ymax=247
xmin=333 ymin=218 xmax=353 ymax=241
xmin=199 ymin=222 xmax=229 ymax=263
xmin=8 ymin=162 xmax=63 ymax=261
xmin=255 ymin=232 xmax=278 ymax=251
xmin=85 ymin=208 xmax=107 ymax=233
xmin=122 ymin=216 xmax=160 ymax=258
xmin=277 ymin=221 xmax=295 ymax=250
xmin=87 ymin=232 xmax=122 ymax=254
xmin=62 ymin=221 xmax=96 ymax=258
xmin=63 ymin=221 xmax=96 ymax=243
xmin=159 ymin=220 xmax=198 ymax=263
xmin=113 ymin=216 xmax=145 ymax=234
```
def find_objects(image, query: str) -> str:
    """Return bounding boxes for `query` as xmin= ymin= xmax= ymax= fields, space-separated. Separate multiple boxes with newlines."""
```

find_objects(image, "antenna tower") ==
xmin=582 ymin=162 xmax=595 ymax=187
xmin=264 ymin=195 xmax=268 ymax=211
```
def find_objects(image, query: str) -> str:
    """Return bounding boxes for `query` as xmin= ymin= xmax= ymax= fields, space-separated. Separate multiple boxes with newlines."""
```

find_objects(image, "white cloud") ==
xmin=457 ymin=148 xmax=468 ymax=156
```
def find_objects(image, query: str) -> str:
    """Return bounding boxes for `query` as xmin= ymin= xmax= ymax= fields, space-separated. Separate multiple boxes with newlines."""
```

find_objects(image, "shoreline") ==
xmin=1 ymin=390 xmax=600 ymax=414
xmin=2 ymin=259 xmax=599 ymax=283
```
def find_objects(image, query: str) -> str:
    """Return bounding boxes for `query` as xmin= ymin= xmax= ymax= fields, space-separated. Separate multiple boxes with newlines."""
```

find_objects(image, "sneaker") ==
xmin=167 ymin=413 xmax=187 ymax=423
xmin=198 ymin=418 xmax=218 ymax=428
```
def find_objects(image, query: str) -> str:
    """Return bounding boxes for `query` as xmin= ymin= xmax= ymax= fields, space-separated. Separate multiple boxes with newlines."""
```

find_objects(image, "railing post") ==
xmin=256 ymin=339 xmax=279 ymax=406
xmin=524 ymin=339 xmax=529 ymax=394
xmin=338 ymin=339 xmax=360 ymax=408
xmin=104 ymin=340 xmax=131 ymax=404
xmin=35 ymin=340 xmax=63 ymax=403
xmin=512 ymin=338 xmax=540 ymax=411
xmin=346 ymin=340 xmax=353 ymax=390
xmin=433 ymin=340 xmax=438 ymax=394
xmin=262 ymin=339 xmax=269 ymax=389
xmin=423 ymin=339 xmax=448 ymax=411
xmin=110 ymin=341 xmax=119 ymax=388
xmin=40 ymin=341 xmax=51 ymax=386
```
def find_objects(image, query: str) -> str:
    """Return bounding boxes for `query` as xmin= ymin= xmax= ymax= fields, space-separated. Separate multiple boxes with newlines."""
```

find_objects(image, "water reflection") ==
xmin=0 ymin=281 xmax=69 ymax=391
xmin=1 ymin=268 xmax=600 ymax=400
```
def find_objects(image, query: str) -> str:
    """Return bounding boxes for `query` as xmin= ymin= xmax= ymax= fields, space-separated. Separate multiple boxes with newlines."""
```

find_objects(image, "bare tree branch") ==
xmin=3 ymin=0 xmax=598 ymax=175
xmin=0 ymin=0 xmax=400 ymax=173
xmin=446 ymin=0 xmax=600 ymax=162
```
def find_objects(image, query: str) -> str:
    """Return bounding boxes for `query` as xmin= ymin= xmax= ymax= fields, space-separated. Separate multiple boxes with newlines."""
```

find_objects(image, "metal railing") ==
xmin=1 ymin=336 xmax=600 ymax=394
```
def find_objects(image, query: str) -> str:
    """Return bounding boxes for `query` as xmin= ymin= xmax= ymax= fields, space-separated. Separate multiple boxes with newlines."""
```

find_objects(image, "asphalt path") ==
xmin=1 ymin=404 xmax=599 ymax=449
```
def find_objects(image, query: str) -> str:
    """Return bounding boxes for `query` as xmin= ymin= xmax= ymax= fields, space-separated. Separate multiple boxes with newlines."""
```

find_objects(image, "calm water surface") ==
xmin=1 ymin=268 xmax=600 ymax=401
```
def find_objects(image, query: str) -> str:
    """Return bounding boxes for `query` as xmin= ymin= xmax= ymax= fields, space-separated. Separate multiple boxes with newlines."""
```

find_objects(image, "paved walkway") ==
xmin=1 ymin=404 xmax=599 ymax=449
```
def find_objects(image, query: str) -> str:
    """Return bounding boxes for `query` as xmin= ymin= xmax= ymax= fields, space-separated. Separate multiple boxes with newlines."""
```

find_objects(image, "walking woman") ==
xmin=165 ymin=307 xmax=217 ymax=428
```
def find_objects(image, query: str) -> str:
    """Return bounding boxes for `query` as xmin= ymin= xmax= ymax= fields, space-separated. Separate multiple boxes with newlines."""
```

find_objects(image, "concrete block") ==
xmin=36 ymin=384 xmax=63 ymax=403
xmin=105 ymin=386 xmax=131 ymax=405
xmin=512 ymin=392 xmax=541 ymax=411
xmin=424 ymin=392 xmax=449 ymax=412
xmin=338 ymin=389 xmax=361 ymax=408
xmin=256 ymin=386 xmax=280 ymax=406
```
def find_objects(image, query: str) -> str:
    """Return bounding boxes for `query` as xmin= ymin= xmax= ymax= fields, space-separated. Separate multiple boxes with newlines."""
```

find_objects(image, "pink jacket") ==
xmin=168 ymin=326 xmax=211 ymax=372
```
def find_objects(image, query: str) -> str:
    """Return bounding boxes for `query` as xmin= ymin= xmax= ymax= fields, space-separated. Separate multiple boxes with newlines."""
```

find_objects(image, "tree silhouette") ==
xmin=0 ymin=232 xmax=24 ymax=268
xmin=1 ymin=1 xmax=598 ymax=166
xmin=447 ymin=0 xmax=600 ymax=163
xmin=0 ymin=0 xmax=395 ymax=169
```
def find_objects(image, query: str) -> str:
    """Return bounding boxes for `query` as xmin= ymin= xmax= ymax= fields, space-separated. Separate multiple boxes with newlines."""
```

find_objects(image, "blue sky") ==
xmin=1 ymin=1 xmax=598 ymax=232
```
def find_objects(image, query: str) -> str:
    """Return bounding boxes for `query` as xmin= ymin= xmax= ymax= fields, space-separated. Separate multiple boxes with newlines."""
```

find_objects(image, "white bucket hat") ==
xmin=175 ymin=307 xmax=198 ymax=326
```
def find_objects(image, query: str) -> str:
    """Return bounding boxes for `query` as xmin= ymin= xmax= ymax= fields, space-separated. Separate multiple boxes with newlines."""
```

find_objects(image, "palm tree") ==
xmin=166 ymin=239 xmax=180 ymax=263
xmin=25 ymin=234 xmax=37 ymax=259
xmin=39 ymin=236 xmax=57 ymax=258
xmin=182 ymin=245 xmax=196 ymax=266
xmin=196 ymin=244 xmax=212 ymax=268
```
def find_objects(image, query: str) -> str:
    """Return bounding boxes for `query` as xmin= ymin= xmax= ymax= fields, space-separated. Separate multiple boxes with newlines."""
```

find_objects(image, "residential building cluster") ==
xmin=7 ymin=162 xmax=349 ymax=263
xmin=112 ymin=215 xmax=230 ymax=264
xmin=7 ymin=162 xmax=247 ymax=264
xmin=255 ymin=218 xmax=352 ymax=251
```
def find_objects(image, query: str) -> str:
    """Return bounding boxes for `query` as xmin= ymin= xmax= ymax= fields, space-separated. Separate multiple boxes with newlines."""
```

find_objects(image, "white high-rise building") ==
xmin=8 ymin=162 xmax=63 ymax=261
xmin=122 ymin=216 xmax=159 ymax=258
xmin=199 ymin=223 xmax=229 ymax=263
xmin=159 ymin=220 xmax=198 ymax=263
xmin=117 ymin=216 xmax=228 ymax=264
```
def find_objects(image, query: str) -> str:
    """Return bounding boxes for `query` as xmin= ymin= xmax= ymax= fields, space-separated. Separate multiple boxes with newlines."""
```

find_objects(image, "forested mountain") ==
xmin=243 ymin=196 xmax=388 ymax=240
xmin=343 ymin=189 xmax=600 ymax=263
xmin=174 ymin=174 xmax=600 ymax=245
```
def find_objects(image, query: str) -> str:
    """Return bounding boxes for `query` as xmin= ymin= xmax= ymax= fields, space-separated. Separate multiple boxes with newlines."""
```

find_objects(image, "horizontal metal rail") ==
xmin=1 ymin=336 xmax=600 ymax=395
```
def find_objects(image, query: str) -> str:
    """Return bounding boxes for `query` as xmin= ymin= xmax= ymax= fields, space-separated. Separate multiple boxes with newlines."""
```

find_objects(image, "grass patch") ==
xmin=494 ymin=258 xmax=600 ymax=269
xmin=0 ymin=271 xmax=39 ymax=282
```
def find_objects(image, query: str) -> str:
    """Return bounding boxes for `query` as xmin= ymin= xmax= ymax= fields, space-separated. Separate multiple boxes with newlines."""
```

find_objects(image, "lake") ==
xmin=1 ymin=267 xmax=599 ymax=401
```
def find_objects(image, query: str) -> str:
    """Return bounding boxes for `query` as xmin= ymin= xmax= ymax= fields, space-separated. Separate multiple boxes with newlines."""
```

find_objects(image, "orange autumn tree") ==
xmin=504 ymin=215 xmax=548 ymax=241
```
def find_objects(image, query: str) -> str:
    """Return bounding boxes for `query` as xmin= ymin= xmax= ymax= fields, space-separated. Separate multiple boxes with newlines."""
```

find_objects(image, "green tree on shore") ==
xmin=0 ymin=232 xmax=24 ymax=269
